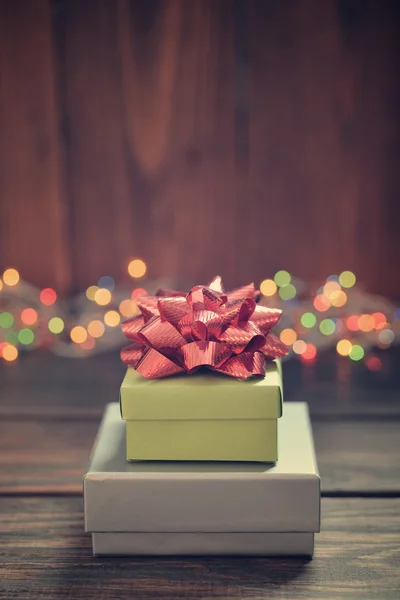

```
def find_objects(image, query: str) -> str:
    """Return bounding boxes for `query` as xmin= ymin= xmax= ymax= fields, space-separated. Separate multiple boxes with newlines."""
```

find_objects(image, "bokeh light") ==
xmin=323 ymin=281 xmax=341 ymax=296
xmin=70 ymin=326 xmax=87 ymax=344
xmin=2 ymin=344 xmax=18 ymax=361
xmin=339 ymin=271 xmax=356 ymax=288
xmin=81 ymin=337 xmax=96 ymax=351
xmin=86 ymin=285 xmax=99 ymax=301
xmin=98 ymin=276 xmax=115 ymax=291
xmin=128 ymin=259 xmax=147 ymax=279
xmin=3 ymin=268 xmax=20 ymax=286
xmin=292 ymin=340 xmax=307 ymax=355
xmin=104 ymin=310 xmax=121 ymax=327
xmin=365 ymin=355 xmax=382 ymax=371
xmin=301 ymin=313 xmax=317 ymax=328
xmin=349 ymin=344 xmax=364 ymax=361
xmin=346 ymin=315 xmax=360 ymax=331
xmin=87 ymin=320 xmax=105 ymax=338
xmin=131 ymin=288 xmax=148 ymax=299
xmin=278 ymin=284 xmax=296 ymax=301
xmin=274 ymin=270 xmax=291 ymax=287
xmin=313 ymin=294 xmax=330 ymax=312
xmin=0 ymin=312 xmax=14 ymax=328
xmin=260 ymin=279 xmax=277 ymax=296
xmin=119 ymin=299 xmax=137 ymax=317
xmin=0 ymin=280 xmax=3 ymax=292
xmin=94 ymin=288 xmax=112 ymax=306
xmin=336 ymin=339 xmax=352 ymax=356
xmin=335 ymin=318 xmax=345 ymax=334
xmin=358 ymin=314 xmax=374 ymax=332
xmin=372 ymin=312 xmax=386 ymax=329
xmin=21 ymin=308 xmax=38 ymax=326
xmin=330 ymin=290 xmax=347 ymax=307
xmin=40 ymin=288 xmax=57 ymax=306
xmin=302 ymin=343 xmax=317 ymax=361
xmin=48 ymin=317 xmax=64 ymax=334
xmin=280 ymin=328 xmax=297 ymax=346
xmin=319 ymin=319 xmax=335 ymax=336
xmin=18 ymin=328 xmax=35 ymax=345
xmin=378 ymin=329 xmax=394 ymax=345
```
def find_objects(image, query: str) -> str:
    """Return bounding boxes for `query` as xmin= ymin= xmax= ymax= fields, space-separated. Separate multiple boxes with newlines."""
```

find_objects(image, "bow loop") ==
xmin=121 ymin=276 xmax=287 ymax=379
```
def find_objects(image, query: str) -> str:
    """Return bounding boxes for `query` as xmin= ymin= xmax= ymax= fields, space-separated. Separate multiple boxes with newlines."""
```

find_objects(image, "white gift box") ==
xmin=84 ymin=402 xmax=320 ymax=556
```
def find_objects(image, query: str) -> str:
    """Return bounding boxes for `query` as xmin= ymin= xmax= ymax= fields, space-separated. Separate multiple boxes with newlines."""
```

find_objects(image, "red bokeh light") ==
xmin=40 ymin=288 xmax=57 ymax=306
xmin=131 ymin=288 xmax=148 ymax=300
xmin=346 ymin=315 xmax=359 ymax=331
xmin=366 ymin=355 xmax=382 ymax=371
xmin=21 ymin=308 xmax=38 ymax=325
xmin=301 ymin=343 xmax=317 ymax=361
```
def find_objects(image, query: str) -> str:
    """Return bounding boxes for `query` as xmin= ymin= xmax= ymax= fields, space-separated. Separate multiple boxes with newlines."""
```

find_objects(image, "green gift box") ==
xmin=120 ymin=360 xmax=283 ymax=462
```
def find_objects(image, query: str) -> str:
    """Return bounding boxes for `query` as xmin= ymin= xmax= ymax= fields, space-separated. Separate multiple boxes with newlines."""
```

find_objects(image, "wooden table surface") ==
xmin=1 ymin=349 xmax=400 ymax=599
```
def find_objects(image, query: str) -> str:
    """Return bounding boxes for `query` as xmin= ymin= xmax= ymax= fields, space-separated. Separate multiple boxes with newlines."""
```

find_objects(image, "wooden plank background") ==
xmin=0 ymin=0 xmax=399 ymax=297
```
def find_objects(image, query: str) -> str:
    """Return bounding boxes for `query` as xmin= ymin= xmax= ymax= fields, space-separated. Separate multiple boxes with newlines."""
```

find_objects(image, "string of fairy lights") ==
xmin=0 ymin=261 xmax=399 ymax=370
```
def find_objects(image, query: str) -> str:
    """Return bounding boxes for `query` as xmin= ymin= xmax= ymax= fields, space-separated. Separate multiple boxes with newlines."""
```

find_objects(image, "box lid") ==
xmin=84 ymin=402 xmax=320 ymax=534
xmin=120 ymin=360 xmax=282 ymax=421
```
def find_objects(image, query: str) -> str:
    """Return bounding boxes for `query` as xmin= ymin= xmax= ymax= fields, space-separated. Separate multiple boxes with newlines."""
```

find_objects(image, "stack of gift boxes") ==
xmin=84 ymin=279 xmax=320 ymax=556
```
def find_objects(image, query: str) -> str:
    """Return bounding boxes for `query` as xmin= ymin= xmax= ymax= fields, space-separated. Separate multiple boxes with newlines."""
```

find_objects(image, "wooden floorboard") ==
xmin=0 ymin=497 xmax=398 ymax=599
xmin=1 ymin=416 xmax=399 ymax=495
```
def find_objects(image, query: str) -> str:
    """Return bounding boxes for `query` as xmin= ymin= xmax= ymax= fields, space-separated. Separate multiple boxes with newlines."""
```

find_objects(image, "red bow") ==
xmin=121 ymin=276 xmax=288 ymax=380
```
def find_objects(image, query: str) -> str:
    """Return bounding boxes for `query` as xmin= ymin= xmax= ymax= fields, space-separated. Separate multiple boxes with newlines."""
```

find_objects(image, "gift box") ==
xmin=119 ymin=277 xmax=288 ymax=463
xmin=84 ymin=402 xmax=320 ymax=556
xmin=120 ymin=360 xmax=282 ymax=462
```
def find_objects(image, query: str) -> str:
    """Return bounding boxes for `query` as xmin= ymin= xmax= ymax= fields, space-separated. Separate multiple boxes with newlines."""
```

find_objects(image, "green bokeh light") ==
xmin=18 ymin=328 xmax=35 ymax=345
xmin=0 ymin=312 xmax=14 ymax=328
xmin=349 ymin=344 xmax=364 ymax=361
xmin=48 ymin=317 xmax=64 ymax=335
xmin=274 ymin=270 xmax=291 ymax=287
xmin=339 ymin=270 xmax=356 ymax=288
xmin=278 ymin=283 xmax=296 ymax=300
xmin=319 ymin=318 xmax=336 ymax=335
xmin=301 ymin=312 xmax=317 ymax=328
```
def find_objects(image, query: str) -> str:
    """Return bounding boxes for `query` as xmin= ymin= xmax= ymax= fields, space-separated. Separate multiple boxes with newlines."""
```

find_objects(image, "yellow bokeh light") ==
xmin=86 ymin=285 xmax=99 ymax=301
xmin=70 ymin=326 xmax=87 ymax=344
xmin=119 ymin=299 xmax=137 ymax=317
xmin=128 ymin=259 xmax=147 ymax=279
xmin=339 ymin=270 xmax=356 ymax=288
xmin=104 ymin=310 xmax=121 ymax=327
xmin=330 ymin=290 xmax=347 ymax=307
xmin=3 ymin=344 xmax=18 ymax=361
xmin=323 ymin=281 xmax=341 ymax=296
xmin=358 ymin=314 xmax=374 ymax=332
xmin=3 ymin=268 xmax=20 ymax=286
xmin=87 ymin=320 xmax=105 ymax=338
xmin=279 ymin=328 xmax=297 ymax=346
xmin=292 ymin=340 xmax=307 ymax=355
xmin=336 ymin=339 xmax=352 ymax=356
xmin=260 ymin=279 xmax=277 ymax=297
xmin=94 ymin=288 xmax=112 ymax=306
xmin=0 ymin=279 xmax=3 ymax=291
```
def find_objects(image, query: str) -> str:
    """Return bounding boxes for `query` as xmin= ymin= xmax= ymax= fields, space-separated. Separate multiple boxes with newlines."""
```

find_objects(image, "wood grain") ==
xmin=1 ymin=1 xmax=399 ymax=296
xmin=0 ymin=0 xmax=70 ymax=293
xmin=247 ymin=0 xmax=400 ymax=298
xmin=1 ymin=413 xmax=399 ymax=495
xmin=56 ymin=0 xmax=237 ymax=291
xmin=0 ymin=497 xmax=399 ymax=599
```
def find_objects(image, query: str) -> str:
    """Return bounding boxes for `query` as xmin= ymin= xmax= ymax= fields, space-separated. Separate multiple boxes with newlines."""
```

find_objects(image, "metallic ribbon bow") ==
xmin=121 ymin=276 xmax=288 ymax=380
